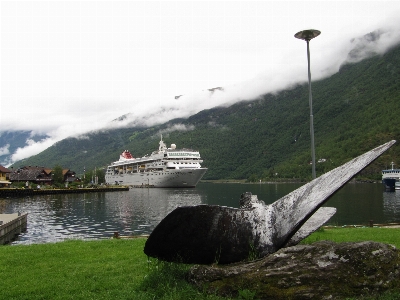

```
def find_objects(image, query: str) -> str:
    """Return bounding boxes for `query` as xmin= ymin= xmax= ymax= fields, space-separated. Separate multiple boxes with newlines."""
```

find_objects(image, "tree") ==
xmin=53 ymin=165 xmax=64 ymax=185
xmin=96 ymin=168 xmax=105 ymax=184
xmin=83 ymin=168 xmax=105 ymax=185
xmin=248 ymin=174 xmax=259 ymax=182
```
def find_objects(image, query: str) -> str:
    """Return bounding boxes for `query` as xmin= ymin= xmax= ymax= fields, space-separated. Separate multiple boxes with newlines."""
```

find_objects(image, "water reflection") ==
xmin=321 ymin=184 xmax=400 ymax=226
xmin=1 ymin=183 xmax=400 ymax=245
xmin=103 ymin=188 xmax=203 ymax=236
xmin=197 ymin=182 xmax=302 ymax=207
xmin=382 ymin=190 xmax=400 ymax=223
xmin=1 ymin=188 xmax=204 ymax=245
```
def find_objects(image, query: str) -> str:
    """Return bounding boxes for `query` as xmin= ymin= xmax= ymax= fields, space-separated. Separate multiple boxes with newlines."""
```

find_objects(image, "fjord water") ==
xmin=1 ymin=182 xmax=399 ymax=245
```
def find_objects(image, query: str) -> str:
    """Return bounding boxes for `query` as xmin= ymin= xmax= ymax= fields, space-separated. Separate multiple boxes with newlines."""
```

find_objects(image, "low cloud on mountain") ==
xmin=2 ymin=1 xmax=400 ymax=166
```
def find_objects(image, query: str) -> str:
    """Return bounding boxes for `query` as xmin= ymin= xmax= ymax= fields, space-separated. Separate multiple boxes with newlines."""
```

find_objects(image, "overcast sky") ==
xmin=1 ymin=1 xmax=400 ymax=164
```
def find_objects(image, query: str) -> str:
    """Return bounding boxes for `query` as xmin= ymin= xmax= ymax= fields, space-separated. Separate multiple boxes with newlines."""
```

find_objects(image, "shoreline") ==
xmin=0 ymin=186 xmax=129 ymax=197
xmin=200 ymin=178 xmax=381 ymax=184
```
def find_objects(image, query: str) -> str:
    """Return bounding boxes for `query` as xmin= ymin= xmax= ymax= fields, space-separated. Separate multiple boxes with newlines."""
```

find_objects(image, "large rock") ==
xmin=188 ymin=241 xmax=400 ymax=299
xmin=144 ymin=141 xmax=396 ymax=264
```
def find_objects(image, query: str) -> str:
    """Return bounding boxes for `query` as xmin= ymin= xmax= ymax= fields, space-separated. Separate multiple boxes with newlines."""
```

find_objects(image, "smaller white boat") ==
xmin=395 ymin=182 xmax=400 ymax=190
xmin=382 ymin=162 xmax=400 ymax=190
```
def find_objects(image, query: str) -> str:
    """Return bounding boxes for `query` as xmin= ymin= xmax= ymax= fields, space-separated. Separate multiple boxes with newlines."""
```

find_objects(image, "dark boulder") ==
xmin=188 ymin=241 xmax=400 ymax=299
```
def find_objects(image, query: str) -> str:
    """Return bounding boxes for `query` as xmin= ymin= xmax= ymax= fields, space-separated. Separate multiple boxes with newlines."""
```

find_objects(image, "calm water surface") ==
xmin=1 ymin=182 xmax=399 ymax=245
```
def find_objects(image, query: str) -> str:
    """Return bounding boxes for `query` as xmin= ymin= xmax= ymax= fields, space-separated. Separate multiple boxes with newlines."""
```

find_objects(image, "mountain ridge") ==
xmin=8 ymin=35 xmax=400 ymax=181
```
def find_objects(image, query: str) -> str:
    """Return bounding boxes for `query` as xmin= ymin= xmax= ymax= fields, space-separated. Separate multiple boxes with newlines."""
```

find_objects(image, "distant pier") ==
xmin=0 ymin=213 xmax=28 ymax=244
xmin=0 ymin=187 xmax=129 ymax=197
xmin=131 ymin=185 xmax=155 ymax=188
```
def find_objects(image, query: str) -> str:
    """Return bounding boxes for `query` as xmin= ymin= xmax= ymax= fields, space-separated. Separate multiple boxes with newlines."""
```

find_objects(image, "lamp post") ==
xmin=294 ymin=29 xmax=320 ymax=179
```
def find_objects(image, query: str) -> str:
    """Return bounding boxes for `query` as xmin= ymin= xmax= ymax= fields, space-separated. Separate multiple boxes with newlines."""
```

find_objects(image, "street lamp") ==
xmin=294 ymin=29 xmax=320 ymax=179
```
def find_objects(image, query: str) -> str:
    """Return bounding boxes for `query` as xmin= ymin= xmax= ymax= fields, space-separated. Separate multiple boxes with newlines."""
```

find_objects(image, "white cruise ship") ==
xmin=105 ymin=137 xmax=207 ymax=187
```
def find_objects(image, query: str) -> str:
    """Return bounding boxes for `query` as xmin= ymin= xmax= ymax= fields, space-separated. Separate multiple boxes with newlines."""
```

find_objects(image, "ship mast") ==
xmin=159 ymin=135 xmax=167 ymax=152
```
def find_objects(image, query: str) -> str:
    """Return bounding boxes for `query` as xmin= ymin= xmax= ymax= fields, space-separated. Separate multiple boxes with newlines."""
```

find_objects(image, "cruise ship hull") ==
xmin=106 ymin=168 xmax=207 ymax=188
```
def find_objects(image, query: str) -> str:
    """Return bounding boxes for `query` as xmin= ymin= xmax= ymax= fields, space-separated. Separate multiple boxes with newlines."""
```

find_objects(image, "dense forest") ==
xmin=12 ymin=43 xmax=400 ymax=181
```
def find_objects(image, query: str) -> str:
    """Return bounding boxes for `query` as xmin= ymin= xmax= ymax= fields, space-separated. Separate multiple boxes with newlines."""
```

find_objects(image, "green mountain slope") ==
xmin=13 ymin=44 xmax=400 ymax=181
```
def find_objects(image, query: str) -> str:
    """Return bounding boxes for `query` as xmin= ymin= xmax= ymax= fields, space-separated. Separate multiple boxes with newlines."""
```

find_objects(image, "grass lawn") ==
xmin=302 ymin=226 xmax=400 ymax=248
xmin=0 ymin=238 xmax=225 ymax=300
xmin=1 ymin=228 xmax=400 ymax=299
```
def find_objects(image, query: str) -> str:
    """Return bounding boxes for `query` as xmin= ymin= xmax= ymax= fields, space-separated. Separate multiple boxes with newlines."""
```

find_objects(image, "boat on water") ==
xmin=395 ymin=182 xmax=400 ymax=190
xmin=382 ymin=162 xmax=400 ymax=190
xmin=105 ymin=136 xmax=207 ymax=188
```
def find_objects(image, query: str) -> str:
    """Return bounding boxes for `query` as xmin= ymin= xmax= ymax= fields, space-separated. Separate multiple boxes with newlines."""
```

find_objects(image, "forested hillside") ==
xmin=13 ymin=43 xmax=400 ymax=181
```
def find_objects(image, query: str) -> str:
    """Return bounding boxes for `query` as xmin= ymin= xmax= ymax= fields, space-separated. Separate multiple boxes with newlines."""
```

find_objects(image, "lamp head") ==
xmin=294 ymin=29 xmax=321 ymax=41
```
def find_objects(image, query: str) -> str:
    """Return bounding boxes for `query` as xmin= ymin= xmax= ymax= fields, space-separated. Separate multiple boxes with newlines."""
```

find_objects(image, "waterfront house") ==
xmin=9 ymin=166 xmax=80 ymax=186
xmin=62 ymin=169 xmax=80 ymax=182
xmin=0 ymin=165 xmax=12 ymax=187
xmin=63 ymin=169 xmax=81 ymax=185
xmin=9 ymin=166 xmax=53 ymax=185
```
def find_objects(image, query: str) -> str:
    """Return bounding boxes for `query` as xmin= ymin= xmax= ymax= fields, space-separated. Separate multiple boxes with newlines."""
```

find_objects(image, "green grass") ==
xmin=2 ymin=228 xmax=400 ymax=299
xmin=301 ymin=227 xmax=400 ymax=248
xmin=0 ymin=238 xmax=227 ymax=300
